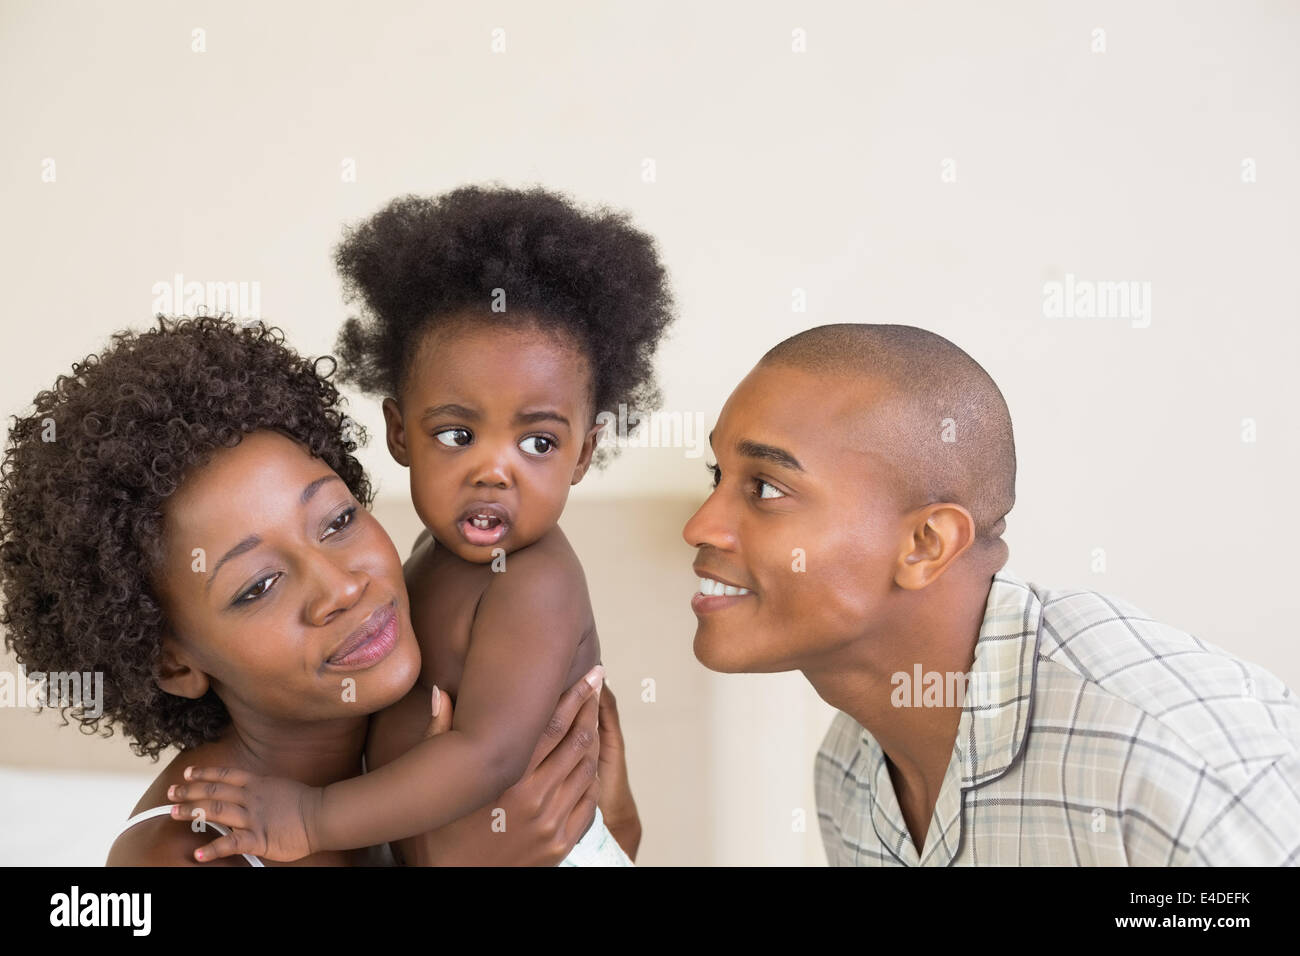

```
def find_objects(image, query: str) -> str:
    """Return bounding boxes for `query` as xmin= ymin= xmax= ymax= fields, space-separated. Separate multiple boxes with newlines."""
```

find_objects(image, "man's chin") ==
xmin=693 ymin=630 xmax=784 ymax=674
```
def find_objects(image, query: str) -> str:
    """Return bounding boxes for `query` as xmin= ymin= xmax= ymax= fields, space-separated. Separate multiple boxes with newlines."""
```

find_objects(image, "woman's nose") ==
xmin=304 ymin=549 xmax=367 ymax=626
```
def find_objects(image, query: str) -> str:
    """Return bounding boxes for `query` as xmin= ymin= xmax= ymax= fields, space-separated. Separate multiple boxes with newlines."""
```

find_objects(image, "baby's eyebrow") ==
xmin=422 ymin=403 xmax=478 ymax=422
xmin=514 ymin=409 xmax=570 ymax=429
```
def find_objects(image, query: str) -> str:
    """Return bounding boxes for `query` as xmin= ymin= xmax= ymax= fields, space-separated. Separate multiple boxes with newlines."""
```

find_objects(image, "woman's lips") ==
xmin=327 ymin=602 xmax=399 ymax=669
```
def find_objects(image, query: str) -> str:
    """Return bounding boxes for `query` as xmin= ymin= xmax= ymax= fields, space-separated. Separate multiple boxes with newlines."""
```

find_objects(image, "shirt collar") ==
xmin=954 ymin=569 xmax=1043 ymax=788
xmin=862 ymin=568 xmax=1044 ymax=865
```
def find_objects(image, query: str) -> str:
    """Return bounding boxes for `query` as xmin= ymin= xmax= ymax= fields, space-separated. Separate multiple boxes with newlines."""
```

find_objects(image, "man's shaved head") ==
xmin=759 ymin=324 xmax=1016 ymax=543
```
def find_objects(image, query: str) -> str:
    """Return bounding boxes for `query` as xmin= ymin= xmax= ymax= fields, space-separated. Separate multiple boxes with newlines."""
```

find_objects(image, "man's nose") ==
xmin=682 ymin=488 xmax=739 ymax=552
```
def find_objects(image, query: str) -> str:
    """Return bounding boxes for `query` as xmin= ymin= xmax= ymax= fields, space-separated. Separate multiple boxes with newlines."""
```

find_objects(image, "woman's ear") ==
xmin=156 ymin=630 xmax=211 ymax=700
xmin=894 ymin=503 xmax=976 ymax=590
xmin=382 ymin=397 xmax=410 ymax=467
xmin=571 ymin=421 xmax=606 ymax=485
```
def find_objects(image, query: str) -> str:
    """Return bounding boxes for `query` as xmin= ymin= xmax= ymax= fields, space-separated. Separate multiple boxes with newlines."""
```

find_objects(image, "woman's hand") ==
xmin=595 ymin=679 xmax=641 ymax=861
xmin=399 ymin=666 xmax=603 ymax=866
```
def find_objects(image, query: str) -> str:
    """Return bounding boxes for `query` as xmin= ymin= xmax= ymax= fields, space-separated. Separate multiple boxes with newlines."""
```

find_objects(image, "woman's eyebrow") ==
xmin=205 ymin=475 xmax=344 ymax=592
xmin=206 ymin=535 xmax=261 ymax=593
xmin=300 ymin=474 xmax=343 ymax=504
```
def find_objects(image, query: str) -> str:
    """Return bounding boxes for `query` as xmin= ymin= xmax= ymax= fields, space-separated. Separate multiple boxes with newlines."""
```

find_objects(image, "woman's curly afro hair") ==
xmin=0 ymin=315 xmax=371 ymax=759
xmin=334 ymin=184 xmax=676 ymax=467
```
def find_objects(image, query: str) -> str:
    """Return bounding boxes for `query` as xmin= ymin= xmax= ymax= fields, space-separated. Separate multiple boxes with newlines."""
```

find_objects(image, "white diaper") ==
xmin=558 ymin=805 xmax=633 ymax=867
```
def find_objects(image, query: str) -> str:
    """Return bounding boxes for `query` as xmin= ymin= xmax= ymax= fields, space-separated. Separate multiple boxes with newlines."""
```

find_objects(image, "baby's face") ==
xmin=386 ymin=318 xmax=601 ymax=562
xmin=683 ymin=363 xmax=913 ymax=673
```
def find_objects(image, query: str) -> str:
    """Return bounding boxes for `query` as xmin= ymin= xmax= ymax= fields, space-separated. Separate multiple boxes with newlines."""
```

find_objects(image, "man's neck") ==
xmin=802 ymin=571 xmax=995 ymax=848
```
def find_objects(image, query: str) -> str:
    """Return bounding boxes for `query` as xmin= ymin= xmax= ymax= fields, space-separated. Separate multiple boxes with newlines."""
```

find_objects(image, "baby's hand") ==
xmin=167 ymin=766 xmax=321 ymax=863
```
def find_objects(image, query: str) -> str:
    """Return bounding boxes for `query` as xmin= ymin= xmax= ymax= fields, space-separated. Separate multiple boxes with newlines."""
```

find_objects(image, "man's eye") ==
xmin=434 ymin=428 xmax=472 ymax=447
xmin=237 ymin=573 xmax=280 ymax=604
xmin=324 ymin=506 xmax=356 ymax=538
xmin=519 ymin=435 xmax=556 ymax=456
xmin=706 ymin=461 xmax=720 ymax=488
xmin=755 ymin=480 xmax=786 ymax=500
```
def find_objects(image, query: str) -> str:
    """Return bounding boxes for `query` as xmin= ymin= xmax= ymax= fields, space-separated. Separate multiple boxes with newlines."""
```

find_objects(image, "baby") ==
xmin=170 ymin=186 xmax=675 ymax=865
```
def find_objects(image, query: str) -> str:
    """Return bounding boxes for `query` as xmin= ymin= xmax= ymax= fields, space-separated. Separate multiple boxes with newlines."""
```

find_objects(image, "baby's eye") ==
xmin=755 ymin=479 xmax=786 ymax=500
xmin=519 ymin=435 xmax=556 ymax=457
xmin=434 ymin=428 xmax=472 ymax=447
xmin=705 ymin=461 xmax=720 ymax=488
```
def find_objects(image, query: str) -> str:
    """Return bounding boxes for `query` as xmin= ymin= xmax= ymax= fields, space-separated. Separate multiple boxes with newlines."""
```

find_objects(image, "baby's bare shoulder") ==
xmin=487 ymin=527 xmax=587 ymax=592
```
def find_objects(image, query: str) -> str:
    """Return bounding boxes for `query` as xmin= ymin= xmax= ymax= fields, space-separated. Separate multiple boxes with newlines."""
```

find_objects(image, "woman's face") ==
xmin=151 ymin=429 xmax=421 ymax=728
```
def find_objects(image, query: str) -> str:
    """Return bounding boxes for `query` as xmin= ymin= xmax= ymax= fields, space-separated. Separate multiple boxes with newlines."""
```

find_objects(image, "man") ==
xmin=683 ymin=323 xmax=1300 ymax=865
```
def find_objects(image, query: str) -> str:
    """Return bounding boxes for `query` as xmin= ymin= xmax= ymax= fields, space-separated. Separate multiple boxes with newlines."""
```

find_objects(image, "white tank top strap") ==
xmin=116 ymin=806 xmax=265 ymax=867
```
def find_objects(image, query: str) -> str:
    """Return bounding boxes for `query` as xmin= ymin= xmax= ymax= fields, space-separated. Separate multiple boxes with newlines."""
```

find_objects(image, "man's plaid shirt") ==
xmin=815 ymin=571 xmax=1300 ymax=865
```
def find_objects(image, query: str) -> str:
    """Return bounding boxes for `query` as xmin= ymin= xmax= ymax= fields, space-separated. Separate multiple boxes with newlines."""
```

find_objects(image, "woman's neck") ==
xmin=206 ymin=713 xmax=372 ymax=788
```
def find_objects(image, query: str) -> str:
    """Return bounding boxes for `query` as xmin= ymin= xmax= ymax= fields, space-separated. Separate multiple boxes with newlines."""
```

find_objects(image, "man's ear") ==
xmin=382 ymin=397 xmax=410 ymax=468
xmin=894 ymin=503 xmax=976 ymax=590
xmin=156 ymin=630 xmax=211 ymax=700
xmin=570 ymin=421 xmax=606 ymax=485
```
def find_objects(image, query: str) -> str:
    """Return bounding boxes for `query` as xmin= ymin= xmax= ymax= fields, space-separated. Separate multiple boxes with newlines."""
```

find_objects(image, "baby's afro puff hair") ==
xmin=333 ymin=185 xmax=677 ymax=467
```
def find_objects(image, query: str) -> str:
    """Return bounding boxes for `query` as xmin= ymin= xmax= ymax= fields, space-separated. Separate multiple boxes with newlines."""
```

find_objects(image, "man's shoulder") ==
xmin=1025 ymin=580 xmax=1300 ymax=781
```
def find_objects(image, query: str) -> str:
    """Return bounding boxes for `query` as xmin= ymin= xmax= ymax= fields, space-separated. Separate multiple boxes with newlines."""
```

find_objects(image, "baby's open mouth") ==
xmin=456 ymin=503 xmax=511 ymax=547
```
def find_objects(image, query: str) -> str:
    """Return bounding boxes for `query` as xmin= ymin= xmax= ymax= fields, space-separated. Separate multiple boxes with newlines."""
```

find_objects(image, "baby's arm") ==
xmin=171 ymin=547 xmax=592 ymax=860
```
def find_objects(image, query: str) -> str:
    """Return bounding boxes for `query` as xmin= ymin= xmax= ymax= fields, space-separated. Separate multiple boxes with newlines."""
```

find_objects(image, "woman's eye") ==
xmin=237 ymin=573 xmax=280 ymax=604
xmin=434 ymin=428 xmax=472 ymax=447
xmin=706 ymin=461 xmax=720 ymax=488
xmin=324 ymin=506 xmax=356 ymax=538
xmin=519 ymin=435 xmax=556 ymax=456
xmin=755 ymin=480 xmax=786 ymax=500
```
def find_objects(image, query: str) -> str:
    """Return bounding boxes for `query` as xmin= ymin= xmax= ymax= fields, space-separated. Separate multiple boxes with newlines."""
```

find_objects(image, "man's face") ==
xmin=682 ymin=363 xmax=912 ymax=673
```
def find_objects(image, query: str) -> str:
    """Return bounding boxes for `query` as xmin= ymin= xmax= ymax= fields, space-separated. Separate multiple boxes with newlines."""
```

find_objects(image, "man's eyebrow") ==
xmin=736 ymin=438 xmax=804 ymax=472
xmin=514 ymin=409 xmax=570 ymax=429
xmin=206 ymin=535 xmax=262 ymax=593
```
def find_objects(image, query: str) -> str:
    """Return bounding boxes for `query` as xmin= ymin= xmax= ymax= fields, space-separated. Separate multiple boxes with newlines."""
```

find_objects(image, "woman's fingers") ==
xmin=546 ymin=730 xmax=599 ymax=826
xmin=561 ymin=779 xmax=601 ymax=853
xmin=526 ymin=665 xmax=604 ymax=773
xmin=424 ymin=684 xmax=453 ymax=739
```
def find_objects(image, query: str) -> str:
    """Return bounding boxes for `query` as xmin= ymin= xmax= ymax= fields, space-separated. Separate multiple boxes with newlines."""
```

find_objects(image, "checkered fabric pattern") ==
xmin=815 ymin=571 xmax=1300 ymax=866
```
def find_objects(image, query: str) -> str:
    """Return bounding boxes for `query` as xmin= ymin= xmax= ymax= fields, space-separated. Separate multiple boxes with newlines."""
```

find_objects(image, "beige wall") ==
xmin=2 ymin=1 xmax=1297 ymax=865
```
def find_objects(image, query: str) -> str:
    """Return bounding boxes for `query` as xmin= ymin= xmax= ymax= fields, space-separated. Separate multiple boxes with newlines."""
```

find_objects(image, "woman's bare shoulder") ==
xmin=105 ymin=750 xmax=244 ymax=867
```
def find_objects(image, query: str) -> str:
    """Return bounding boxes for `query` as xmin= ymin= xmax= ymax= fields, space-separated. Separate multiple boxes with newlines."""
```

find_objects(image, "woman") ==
xmin=0 ymin=315 xmax=640 ymax=865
